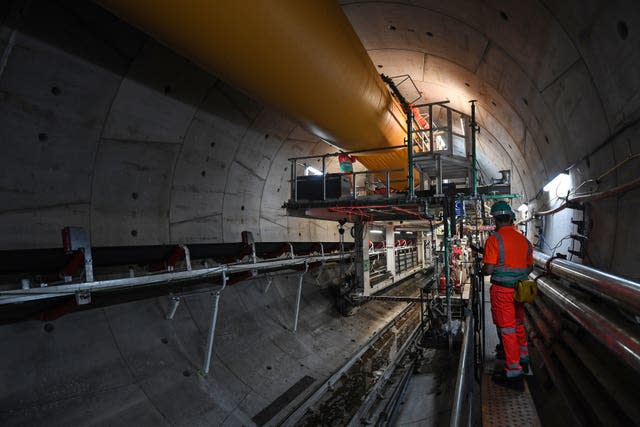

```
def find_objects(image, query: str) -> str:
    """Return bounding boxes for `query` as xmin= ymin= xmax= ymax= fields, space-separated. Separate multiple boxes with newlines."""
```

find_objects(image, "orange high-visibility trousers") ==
xmin=490 ymin=284 xmax=529 ymax=377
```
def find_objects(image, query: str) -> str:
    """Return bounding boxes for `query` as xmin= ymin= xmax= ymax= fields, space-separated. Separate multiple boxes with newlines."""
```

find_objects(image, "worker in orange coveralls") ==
xmin=483 ymin=201 xmax=533 ymax=391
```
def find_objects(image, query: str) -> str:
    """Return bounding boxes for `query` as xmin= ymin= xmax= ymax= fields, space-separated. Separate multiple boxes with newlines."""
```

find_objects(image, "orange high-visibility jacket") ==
xmin=484 ymin=226 xmax=533 ymax=287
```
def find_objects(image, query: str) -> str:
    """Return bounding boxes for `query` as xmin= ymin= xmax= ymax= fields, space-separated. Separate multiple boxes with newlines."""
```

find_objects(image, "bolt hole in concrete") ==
xmin=426 ymin=31 xmax=433 ymax=37
xmin=131 ymin=192 xmax=138 ymax=200
xmin=38 ymin=132 xmax=47 ymax=141
xmin=266 ymin=366 xmax=272 ymax=370
xmin=545 ymin=135 xmax=550 ymax=144
xmin=377 ymin=64 xmax=383 ymax=68
xmin=161 ymin=338 xmax=168 ymax=344
xmin=388 ymin=25 xmax=396 ymax=30
xmin=264 ymin=134 xmax=269 ymax=139
xmin=183 ymin=370 xmax=190 ymax=377
xmin=522 ymin=97 xmax=529 ymax=105
xmin=201 ymin=170 xmax=206 ymax=177
xmin=50 ymin=86 xmax=60 ymax=95
xmin=491 ymin=101 xmax=497 ymax=106
xmin=241 ymin=205 xmax=245 ymax=210
xmin=44 ymin=323 xmax=54 ymax=333
xmin=210 ymin=141 xmax=215 ymax=147
xmin=617 ymin=21 xmax=628 ymax=40
xmin=500 ymin=11 xmax=508 ymax=21
xmin=465 ymin=82 xmax=470 ymax=87
xmin=131 ymin=230 xmax=137 ymax=237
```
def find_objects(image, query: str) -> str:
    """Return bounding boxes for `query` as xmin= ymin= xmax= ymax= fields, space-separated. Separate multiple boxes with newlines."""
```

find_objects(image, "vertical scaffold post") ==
xmin=293 ymin=262 xmax=309 ymax=332
xmin=444 ymin=199 xmax=452 ymax=352
xmin=322 ymin=155 xmax=327 ymax=200
xmin=203 ymin=269 xmax=227 ymax=375
xmin=291 ymin=159 xmax=297 ymax=201
xmin=470 ymin=100 xmax=478 ymax=198
xmin=407 ymin=107 xmax=415 ymax=199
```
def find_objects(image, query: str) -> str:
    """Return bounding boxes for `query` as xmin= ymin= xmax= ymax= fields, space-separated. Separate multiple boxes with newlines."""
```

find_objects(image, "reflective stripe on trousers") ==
xmin=490 ymin=284 xmax=528 ymax=376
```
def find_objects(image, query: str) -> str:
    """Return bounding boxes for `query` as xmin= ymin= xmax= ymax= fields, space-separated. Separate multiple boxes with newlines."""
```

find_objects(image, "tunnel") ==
xmin=1 ymin=1 xmax=639 ymax=426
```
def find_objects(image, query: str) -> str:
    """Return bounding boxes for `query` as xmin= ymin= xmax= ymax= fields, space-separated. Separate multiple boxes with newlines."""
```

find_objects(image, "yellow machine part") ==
xmin=97 ymin=0 xmax=410 ymax=187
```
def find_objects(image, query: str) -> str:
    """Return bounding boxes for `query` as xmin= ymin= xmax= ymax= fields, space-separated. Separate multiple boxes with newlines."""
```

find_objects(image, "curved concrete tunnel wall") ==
xmin=0 ymin=2 xmax=351 ymax=249
xmin=342 ymin=0 xmax=640 ymax=279
xmin=1 ymin=1 xmax=640 ymax=425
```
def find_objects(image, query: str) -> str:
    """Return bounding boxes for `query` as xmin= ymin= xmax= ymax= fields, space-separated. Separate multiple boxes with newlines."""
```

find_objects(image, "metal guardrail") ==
xmin=450 ymin=308 xmax=474 ymax=427
xmin=0 ymin=251 xmax=354 ymax=305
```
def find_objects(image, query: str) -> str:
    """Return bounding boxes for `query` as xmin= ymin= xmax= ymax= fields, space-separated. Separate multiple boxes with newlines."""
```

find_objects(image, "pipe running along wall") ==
xmin=96 ymin=0 xmax=410 ymax=187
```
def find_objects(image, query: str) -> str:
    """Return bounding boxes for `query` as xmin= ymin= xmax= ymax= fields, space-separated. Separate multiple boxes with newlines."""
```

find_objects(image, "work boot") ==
xmin=520 ymin=360 xmax=530 ymax=374
xmin=495 ymin=343 xmax=505 ymax=360
xmin=492 ymin=372 xmax=524 ymax=392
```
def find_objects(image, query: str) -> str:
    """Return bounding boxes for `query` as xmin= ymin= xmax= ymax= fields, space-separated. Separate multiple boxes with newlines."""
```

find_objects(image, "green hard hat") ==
xmin=490 ymin=201 xmax=514 ymax=217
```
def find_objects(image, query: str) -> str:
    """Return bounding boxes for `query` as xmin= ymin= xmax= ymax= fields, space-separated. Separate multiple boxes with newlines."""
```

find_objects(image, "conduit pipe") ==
xmin=527 ymin=310 xmax=627 ymax=426
xmin=534 ymin=251 xmax=640 ymax=314
xmin=96 ymin=0 xmax=410 ymax=186
xmin=533 ymin=273 xmax=640 ymax=374
xmin=535 ymin=176 xmax=640 ymax=216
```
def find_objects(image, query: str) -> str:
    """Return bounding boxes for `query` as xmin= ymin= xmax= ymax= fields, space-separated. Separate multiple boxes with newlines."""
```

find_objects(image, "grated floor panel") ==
xmin=481 ymin=374 xmax=541 ymax=427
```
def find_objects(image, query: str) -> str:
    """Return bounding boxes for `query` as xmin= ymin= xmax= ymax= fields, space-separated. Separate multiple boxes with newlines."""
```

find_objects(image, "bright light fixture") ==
xmin=304 ymin=166 xmax=322 ymax=176
xmin=406 ymin=231 xmax=414 ymax=234
xmin=543 ymin=172 xmax=570 ymax=195
xmin=517 ymin=203 xmax=529 ymax=213
xmin=370 ymin=229 xmax=383 ymax=234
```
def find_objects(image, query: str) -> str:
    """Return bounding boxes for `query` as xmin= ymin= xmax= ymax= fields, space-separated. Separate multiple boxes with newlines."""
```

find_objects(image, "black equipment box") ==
xmin=295 ymin=174 xmax=350 ymax=200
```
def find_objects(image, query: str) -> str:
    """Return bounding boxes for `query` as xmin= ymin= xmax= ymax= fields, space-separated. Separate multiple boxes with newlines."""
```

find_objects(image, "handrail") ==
xmin=287 ymin=145 xmax=408 ymax=162
xmin=450 ymin=308 xmax=474 ymax=427
xmin=0 ymin=250 xmax=354 ymax=305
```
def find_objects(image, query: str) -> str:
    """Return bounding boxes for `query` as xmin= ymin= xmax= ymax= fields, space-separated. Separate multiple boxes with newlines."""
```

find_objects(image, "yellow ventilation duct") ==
xmin=97 ymin=0 xmax=409 ymax=186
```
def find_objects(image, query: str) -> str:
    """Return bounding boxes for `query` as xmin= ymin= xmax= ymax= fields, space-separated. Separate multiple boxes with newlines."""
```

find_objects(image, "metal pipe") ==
xmin=536 ymin=292 xmax=640 ymax=420
xmin=288 ymin=145 xmax=407 ymax=162
xmin=166 ymin=295 xmax=181 ymax=320
xmin=293 ymin=263 xmax=308 ymax=332
xmin=436 ymin=155 xmax=443 ymax=195
xmin=291 ymin=159 xmax=297 ymax=201
xmin=527 ymin=306 xmax=629 ymax=426
xmin=0 ymin=250 xmax=354 ymax=305
xmin=386 ymin=171 xmax=391 ymax=199
xmin=450 ymin=309 xmax=473 ymax=427
xmin=407 ymin=109 xmax=414 ymax=199
xmin=322 ymin=155 xmax=327 ymax=200
xmin=534 ymin=274 xmax=640 ymax=374
xmin=203 ymin=270 xmax=227 ymax=375
xmin=561 ymin=331 xmax=640 ymax=422
xmin=469 ymin=101 xmax=477 ymax=197
xmin=535 ymin=176 xmax=640 ymax=216
xmin=444 ymin=207 xmax=452 ymax=352
xmin=180 ymin=244 xmax=192 ymax=271
xmin=534 ymin=251 xmax=640 ymax=313
xmin=530 ymin=336 xmax=588 ymax=426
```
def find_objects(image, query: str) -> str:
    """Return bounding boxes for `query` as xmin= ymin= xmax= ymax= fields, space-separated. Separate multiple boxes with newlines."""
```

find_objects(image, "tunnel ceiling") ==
xmin=340 ymin=0 xmax=639 ymax=201
xmin=1 ymin=0 xmax=638 ymax=252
